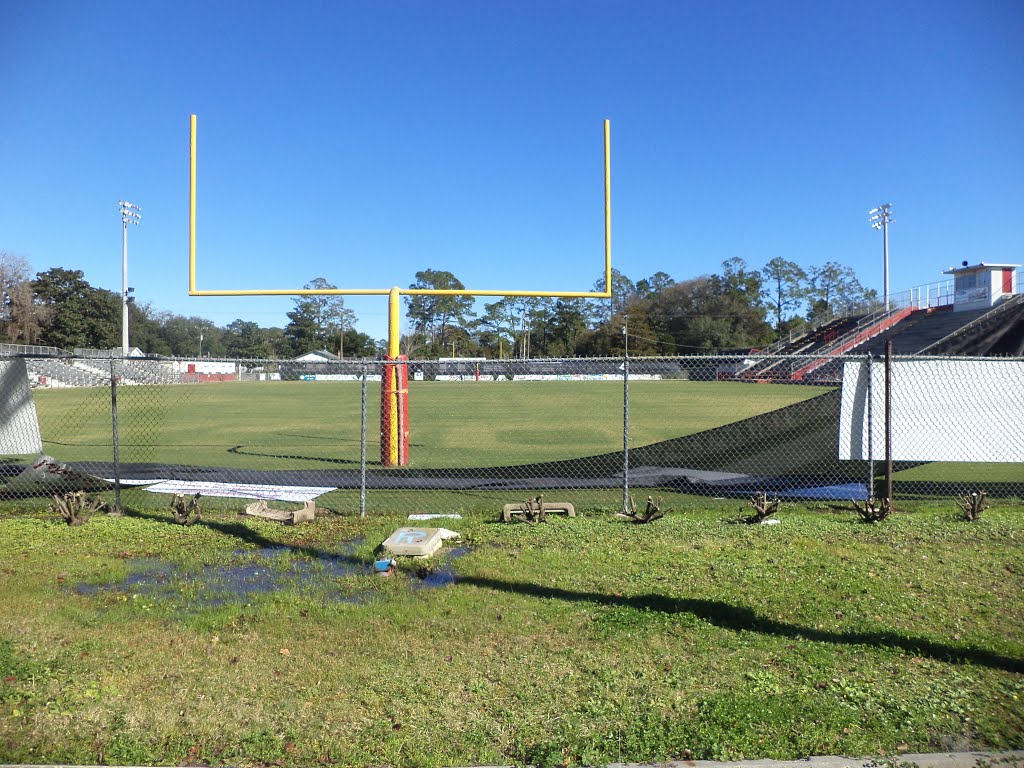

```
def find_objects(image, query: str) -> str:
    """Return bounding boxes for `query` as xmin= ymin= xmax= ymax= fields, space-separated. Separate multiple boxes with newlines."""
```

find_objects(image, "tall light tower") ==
xmin=119 ymin=201 xmax=141 ymax=356
xmin=869 ymin=203 xmax=893 ymax=311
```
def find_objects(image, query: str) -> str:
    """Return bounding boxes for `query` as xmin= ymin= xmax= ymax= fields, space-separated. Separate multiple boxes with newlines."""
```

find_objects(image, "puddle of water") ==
xmin=75 ymin=558 xmax=176 ymax=596
xmin=73 ymin=541 xmax=472 ymax=606
xmin=411 ymin=546 xmax=470 ymax=590
xmin=74 ymin=544 xmax=371 ymax=607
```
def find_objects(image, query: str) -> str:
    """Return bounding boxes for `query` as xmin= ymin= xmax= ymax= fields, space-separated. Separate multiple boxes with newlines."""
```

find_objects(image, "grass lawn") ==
xmin=29 ymin=380 xmax=824 ymax=469
xmin=24 ymin=380 xmax=1023 ymax=494
xmin=0 ymin=501 xmax=1022 ymax=766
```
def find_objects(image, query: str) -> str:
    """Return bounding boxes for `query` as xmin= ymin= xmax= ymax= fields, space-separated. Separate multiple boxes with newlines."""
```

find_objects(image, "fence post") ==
xmin=360 ymin=363 xmax=367 ymax=518
xmin=622 ymin=325 xmax=629 ymax=512
xmin=866 ymin=352 xmax=874 ymax=498
xmin=884 ymin=340 xmax=893 ymax=504
xmin=109 ymin=359 xmax=123 ymax=514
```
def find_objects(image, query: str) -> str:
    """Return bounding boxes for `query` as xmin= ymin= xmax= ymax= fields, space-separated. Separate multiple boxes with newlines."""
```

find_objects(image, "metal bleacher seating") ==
xmin=119 ymin=359 xmax=181 ymax=385
xmin=739 ymin=315 xmax=866 ymax=380
xmin=26 ymin=358 xmax=108 ymax=388
xmin=854 ymin=306 xmax=992 ymax=356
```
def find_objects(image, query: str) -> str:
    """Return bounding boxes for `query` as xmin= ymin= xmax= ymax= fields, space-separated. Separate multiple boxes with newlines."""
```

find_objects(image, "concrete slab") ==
xmin=383 ymin=526 xmax=447 ymax=557
xmin=501 ymin=500 xmax=576 ymax=522
xmin=242 ymin=499 xmax=315 ymax=524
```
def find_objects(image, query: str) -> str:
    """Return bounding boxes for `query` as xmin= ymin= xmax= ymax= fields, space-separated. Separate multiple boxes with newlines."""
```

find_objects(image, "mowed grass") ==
xmin=27 ymin=380 xmax=1022 ymax=487
xmin=30 ymin=380 xmax=824 ymax=469
xmin=0 ymin=504 xmax=1021 ymax=766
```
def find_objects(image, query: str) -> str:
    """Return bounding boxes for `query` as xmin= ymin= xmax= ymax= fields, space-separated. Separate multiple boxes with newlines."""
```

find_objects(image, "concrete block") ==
xmin=383 ymin=527 xmax=450 ymax=557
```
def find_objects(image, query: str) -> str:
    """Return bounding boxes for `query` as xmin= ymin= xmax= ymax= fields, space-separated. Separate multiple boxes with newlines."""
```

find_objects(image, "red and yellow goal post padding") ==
xmin=380 ymin=354 xmax=409 ymax=466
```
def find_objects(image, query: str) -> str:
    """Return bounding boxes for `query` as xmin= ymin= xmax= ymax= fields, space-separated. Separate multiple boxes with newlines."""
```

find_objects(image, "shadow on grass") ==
xmin=122 ymin=508 xmax=364 ymax=566
xmin=461 ymin=575 xmax=1024 ymax=674
xmin=118 ymin=509 xmax=1024 ymax=674
xmin=227 ymin=444 xmax=368 ymax=466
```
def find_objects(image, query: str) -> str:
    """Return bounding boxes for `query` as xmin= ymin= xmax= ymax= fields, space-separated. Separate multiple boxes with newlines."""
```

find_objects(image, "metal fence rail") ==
xmin=1 ymin=353 xmax=1021 ymax=513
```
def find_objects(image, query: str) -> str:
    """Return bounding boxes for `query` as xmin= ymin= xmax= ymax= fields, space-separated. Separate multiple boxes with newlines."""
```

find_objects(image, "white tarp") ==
xmin=142 ymin=480 xmax=335 ymax=502
xmin=838 ymin=359 xmax=1024 ymax=462
xmin=0 ymin=360 xmax=43 ymax=454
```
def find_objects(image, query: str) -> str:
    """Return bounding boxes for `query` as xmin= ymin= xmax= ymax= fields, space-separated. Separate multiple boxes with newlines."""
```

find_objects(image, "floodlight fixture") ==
xmin=120 ymin=200 xmax=141 ymax=225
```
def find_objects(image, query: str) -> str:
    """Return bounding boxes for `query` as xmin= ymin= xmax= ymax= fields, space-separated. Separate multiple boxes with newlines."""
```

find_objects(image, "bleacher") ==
xmin=279 ymin=357 xmax=694 ymax=381
xmin=921 ymin=294 xmax=1024 ymax=356
xmin=799 ymin=300 xmax=1021 ymax=383
xmin=853 ymin=306 xmax=991 ymax=356
xmin=120 ymin=359 xmax=181 ymax=385
xmin=739 ymin=316 xmax=866 ymax=380
xmin=26 ymin=358 xmax=108 ymax=388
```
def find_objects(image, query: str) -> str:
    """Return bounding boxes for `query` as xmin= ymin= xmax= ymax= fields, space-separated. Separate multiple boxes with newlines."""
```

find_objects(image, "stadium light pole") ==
xmin=869 ymin=203 xmax=893 ymax=311
xmin=119 ymin=201 xmax=141 ymax=356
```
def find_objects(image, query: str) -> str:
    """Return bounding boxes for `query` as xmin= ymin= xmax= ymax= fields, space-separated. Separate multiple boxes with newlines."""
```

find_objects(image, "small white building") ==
xmin=294 ymin=350 xmax=341 ymax=363
xmin=943 ymin=262 xmax=1020 ymax=312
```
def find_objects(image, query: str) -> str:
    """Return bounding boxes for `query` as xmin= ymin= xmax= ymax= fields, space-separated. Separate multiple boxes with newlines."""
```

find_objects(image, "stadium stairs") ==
xmin=789 ymin=306 xmax=916 ymax=380
xmin=729 ymin=308 xmax=910 ymax=383
xmin=920 ymin=294 xmax=1024 ymax=356
xmin=796 ymin=298 xmax=1024 ymax=383
xmin=846 ymin=304 xmax=1014 ymax=357
xmin=739 ymin=316 xmax=866 ymax=381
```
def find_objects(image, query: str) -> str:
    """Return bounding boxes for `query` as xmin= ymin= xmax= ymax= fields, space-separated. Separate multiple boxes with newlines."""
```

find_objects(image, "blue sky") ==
xmin=3 ymin=0 xmax=1022 ymax=342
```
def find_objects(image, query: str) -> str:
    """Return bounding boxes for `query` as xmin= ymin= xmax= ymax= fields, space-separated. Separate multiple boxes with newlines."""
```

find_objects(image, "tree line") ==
xmin=403 ymin=258 xmax=877 ymax=358
xmin=0 ymin=251 xmax=876 ymax=359
xmin=0 ymin=253 xmax=377 ymax=359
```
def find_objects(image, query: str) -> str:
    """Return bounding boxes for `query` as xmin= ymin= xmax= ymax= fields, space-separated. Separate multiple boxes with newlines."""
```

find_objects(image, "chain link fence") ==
xmin=1 ymin=352 xmax=1021 ymax=514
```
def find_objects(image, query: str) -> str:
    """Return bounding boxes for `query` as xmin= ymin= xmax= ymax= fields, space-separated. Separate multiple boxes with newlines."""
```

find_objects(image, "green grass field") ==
xmin=23 ymin=381 xmax=1023 ymax=500
xmin=0 ymin=504 xmax=1021 ymax=766
xmin=30 ymin=380 xmax=823 ymax=469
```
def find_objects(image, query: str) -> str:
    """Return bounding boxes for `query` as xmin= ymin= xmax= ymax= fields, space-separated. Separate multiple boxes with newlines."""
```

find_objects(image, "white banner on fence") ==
xmin=838 ymin=359 xmax=1024 ymax=462
xmin=0 ymin=360 xmax=43 ymax=454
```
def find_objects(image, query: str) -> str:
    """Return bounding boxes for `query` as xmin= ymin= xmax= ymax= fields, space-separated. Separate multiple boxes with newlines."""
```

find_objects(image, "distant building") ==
xmin=74 ymin=347 xmax=146 ymax=357
xmin=943 ymin=262 xmax=1020 ymax=312
xmin=293 ymin=350 xmax=341 ymax=363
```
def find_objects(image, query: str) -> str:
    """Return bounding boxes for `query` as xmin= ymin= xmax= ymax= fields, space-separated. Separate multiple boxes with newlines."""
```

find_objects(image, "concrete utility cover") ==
xmin=383 ymin=527 xmax=448 ymax=557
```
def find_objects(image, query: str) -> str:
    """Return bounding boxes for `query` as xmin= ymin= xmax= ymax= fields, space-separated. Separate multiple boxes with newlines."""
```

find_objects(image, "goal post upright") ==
xmin=188 ymin=115 xmax=612 ymax=467
xmin=382 ymin=286 xmax=406 ymax=467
